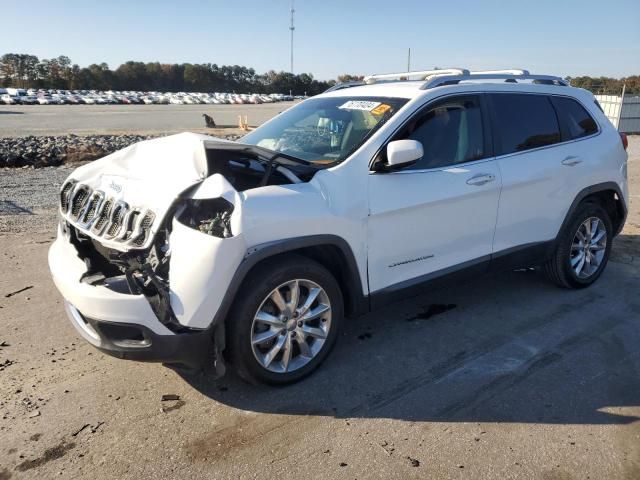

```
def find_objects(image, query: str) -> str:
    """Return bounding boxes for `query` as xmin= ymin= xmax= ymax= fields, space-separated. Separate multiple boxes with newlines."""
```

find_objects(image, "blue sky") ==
xmin=4 ymin=0 xmax=639 ymax=79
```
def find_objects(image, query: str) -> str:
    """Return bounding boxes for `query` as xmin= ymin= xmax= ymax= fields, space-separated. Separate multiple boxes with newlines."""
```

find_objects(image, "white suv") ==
xmin=49 ymin=69 xmax=629 ymax=384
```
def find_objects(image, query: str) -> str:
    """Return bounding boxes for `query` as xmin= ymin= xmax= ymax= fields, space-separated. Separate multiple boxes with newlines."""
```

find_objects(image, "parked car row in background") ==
xmin=0 ymin=88 xmax=301 ymax=106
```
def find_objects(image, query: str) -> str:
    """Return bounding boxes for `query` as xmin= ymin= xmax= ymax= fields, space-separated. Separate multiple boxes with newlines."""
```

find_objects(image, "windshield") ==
xmin=241 ymin=96 xmax=408 ymax=164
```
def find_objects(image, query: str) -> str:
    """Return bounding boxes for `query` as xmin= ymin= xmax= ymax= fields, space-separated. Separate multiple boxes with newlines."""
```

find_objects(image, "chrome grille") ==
xmin=59 ymin=182 xmax=155 ymax=249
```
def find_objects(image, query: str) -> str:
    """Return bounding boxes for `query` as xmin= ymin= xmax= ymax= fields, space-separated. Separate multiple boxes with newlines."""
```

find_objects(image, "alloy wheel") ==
xmin=250 ymin=279 xmax=332 ymax=373
xmin=570 ymin=216 xmax=607 ymax=279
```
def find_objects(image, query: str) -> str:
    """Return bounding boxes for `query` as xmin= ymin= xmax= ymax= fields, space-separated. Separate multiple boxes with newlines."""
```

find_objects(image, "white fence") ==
xmin=594 ymin=94 xmax=623 ymax=129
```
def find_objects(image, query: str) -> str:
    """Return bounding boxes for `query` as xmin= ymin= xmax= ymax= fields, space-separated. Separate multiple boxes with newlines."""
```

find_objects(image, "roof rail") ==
xmin=338 ymin=68 xmax=568 ymax=92
xmin=363 ymin=68 xmax=470 ymax=84
xmin=421 ymin=72 xmax=569 ymax=90
xmin=323 ymin=81 xmax=365 ymax=93
xmin=470 ymin=69 xmax=530 ymax=75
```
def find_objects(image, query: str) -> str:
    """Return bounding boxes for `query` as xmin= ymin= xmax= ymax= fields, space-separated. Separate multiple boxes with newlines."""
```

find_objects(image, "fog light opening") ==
xmin=65 ymin=302 xmax=101 ymax=342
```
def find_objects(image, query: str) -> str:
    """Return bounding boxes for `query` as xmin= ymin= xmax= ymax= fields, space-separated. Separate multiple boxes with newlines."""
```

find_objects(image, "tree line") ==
xmin=0 ymin=53 xmax=338 ymax=95
xmin=566 ymin=76 xmax=640 ymax=95
xmin=1 ymin=53 xmax=638 ymax=95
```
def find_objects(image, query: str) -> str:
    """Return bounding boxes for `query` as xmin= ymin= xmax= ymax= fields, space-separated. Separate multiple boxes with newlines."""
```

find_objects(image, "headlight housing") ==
xmin=175 ymin=197 xmax=234 ymax=238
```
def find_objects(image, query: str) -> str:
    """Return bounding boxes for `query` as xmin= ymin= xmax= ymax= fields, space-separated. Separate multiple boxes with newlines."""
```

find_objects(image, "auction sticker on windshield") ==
xmin=339 ymin=100 xmax=381 ymax=111
xmin=371 ymin=103 xmax=392 ymax=116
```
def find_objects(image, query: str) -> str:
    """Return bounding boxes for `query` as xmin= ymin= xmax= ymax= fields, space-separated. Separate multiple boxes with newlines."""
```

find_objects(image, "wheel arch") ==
xmin=212 ymin=235 xmax=368 ymax=332
xmin=558 ymin=182 xmax=627 ymax=240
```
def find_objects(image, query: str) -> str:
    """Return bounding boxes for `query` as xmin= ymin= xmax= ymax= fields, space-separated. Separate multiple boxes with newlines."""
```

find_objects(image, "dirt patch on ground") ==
xmin=15 ymin=441 xmax=76 ymax=472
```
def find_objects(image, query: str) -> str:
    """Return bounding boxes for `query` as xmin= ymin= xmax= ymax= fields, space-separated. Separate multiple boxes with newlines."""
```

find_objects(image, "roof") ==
xmin=321 ymin=81 xmax=592 ymax=102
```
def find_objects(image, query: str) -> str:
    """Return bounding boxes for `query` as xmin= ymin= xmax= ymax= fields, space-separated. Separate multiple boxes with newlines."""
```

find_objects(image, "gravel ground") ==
xmin=0 ymin=165 xmax=72 ymax=235
xmin=0 ymin=137 xmax=638 ymax=479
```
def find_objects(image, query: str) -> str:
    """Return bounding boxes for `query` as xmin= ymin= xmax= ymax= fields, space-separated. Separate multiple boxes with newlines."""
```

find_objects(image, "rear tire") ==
xmin=227 ymin=255 xmax=343 ymax=385
xmin=544 ymin=202 xmax=612 ymax=288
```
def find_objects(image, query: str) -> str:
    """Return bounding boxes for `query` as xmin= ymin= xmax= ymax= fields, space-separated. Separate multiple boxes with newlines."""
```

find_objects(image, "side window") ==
xmin=551 ymin=96 xmax=598 ymax=140
xmin=491 ymin=93 xmax=561 ymax=155
xmin=397 ymin=95 xmax=485 ymax=170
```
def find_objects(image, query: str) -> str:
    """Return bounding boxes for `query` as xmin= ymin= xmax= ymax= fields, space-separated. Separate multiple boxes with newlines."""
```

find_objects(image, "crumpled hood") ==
xmin=61 ymin=132 xmax=236 ymax=251
xmin=68 ymin=132 xmax=229 ymax=213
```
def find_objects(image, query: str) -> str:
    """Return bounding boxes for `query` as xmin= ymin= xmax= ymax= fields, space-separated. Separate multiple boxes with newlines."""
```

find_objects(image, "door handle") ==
xmin=466 ymin=173 xmax=496 ymax=186
xmin=561 ymin=156 xmax=582 ymax=166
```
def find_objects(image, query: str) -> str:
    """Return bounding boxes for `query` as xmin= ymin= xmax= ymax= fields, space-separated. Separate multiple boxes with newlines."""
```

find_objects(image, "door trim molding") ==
xmin=369 ymin=241 xmax=556 ymax=309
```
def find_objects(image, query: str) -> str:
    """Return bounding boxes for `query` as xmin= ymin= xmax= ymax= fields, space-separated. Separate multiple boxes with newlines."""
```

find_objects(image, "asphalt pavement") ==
xmin=0 ymin=103 xmax=292 ymax=137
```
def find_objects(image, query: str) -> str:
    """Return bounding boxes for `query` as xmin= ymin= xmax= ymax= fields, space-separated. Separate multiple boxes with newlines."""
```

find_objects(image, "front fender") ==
xmin=168 ymin=173 xmax=246 ymax=329
xmin=168 ymin=219 xmax=246 ymax=329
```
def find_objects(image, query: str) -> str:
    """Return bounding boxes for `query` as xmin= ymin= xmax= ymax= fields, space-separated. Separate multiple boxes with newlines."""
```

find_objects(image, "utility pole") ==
xmin=407 ymin=48 xmax=411 ymax=72
xmin=290 ymin=0 xmax=295 ymax=74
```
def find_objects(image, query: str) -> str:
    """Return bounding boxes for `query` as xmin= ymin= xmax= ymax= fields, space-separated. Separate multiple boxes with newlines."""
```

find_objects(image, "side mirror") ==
xmin=386 ymin=139 xmax=423 ymax=169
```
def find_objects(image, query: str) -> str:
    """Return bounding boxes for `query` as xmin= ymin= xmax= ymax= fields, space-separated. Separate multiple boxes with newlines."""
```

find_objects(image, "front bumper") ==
xmin=64 ymin=302 xmax=213 ymax=369
xmin=48 ymin=230 xmax=213 ymax=369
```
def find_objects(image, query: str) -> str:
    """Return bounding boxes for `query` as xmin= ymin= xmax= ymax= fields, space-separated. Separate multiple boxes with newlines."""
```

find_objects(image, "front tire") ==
xmin=544 ymin=202 xmax=612 ymax=288
xmin=227 ymin=255 xmax=343 ymax=385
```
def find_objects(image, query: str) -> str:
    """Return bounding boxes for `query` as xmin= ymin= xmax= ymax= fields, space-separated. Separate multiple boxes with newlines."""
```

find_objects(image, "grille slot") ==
xmin=84 ymin=195 xmax=99 ymax=222
xmin=70 ymin=187 xmax=90 ymax=218
xmin=106 ymin=202 xmax=128 ymax=238
xmin=131 ymin=211 xmax=155 ymax=247
xmin=60 ymin=180 xmax=76 ymax=212
xmin=78 ymin=191 xmax=103 ymax=227
xmin=91 ymin=200 xmax=112 ymax=234
xmin=121 ymin=211 xmax=140 ymax=241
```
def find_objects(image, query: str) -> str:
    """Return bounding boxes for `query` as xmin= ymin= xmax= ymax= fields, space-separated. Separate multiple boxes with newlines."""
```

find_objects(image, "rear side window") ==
xmin=491 ymin=93 xmax=561 ymax=155
xmin=551 ymin=96 xmax=598 ymax=140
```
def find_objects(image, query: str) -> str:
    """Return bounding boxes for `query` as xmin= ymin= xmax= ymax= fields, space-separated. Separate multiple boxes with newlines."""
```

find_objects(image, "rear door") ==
xmin=367 ymin=94 xmax=501 ymax=294
xmin=489 ymin=93 xmax=572 ymax=254
xmin=549 ymin=95 xmax=602 ymax=188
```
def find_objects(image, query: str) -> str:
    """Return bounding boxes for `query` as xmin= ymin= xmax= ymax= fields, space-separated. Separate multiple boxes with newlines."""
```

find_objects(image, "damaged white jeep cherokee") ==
xmin=49 ymin=69 xmax=628 ymax=384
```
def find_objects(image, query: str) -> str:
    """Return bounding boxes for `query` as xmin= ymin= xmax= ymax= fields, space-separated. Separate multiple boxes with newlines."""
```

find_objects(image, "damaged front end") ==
xmin=50 ymin=133 xmax=321 ymax=373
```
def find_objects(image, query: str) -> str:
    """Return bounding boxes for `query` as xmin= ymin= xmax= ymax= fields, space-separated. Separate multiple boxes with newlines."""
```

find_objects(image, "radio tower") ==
xmin=289 ymin=0 xmax=295 ymax=73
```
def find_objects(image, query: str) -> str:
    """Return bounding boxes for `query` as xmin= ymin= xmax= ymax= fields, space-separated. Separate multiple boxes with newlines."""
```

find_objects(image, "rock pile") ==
xmin=0 ymin=133 xmax=242 ymax=168
xmin=0 ymin=134 xmax=156 ymax=168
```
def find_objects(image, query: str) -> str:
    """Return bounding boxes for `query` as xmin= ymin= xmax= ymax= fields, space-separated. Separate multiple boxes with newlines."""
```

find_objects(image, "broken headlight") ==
xmin=176 ymin=197 xmax=234 ymax=238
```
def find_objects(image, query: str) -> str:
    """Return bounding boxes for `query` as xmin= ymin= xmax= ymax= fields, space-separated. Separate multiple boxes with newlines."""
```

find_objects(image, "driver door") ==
xmin=367 ymin=94 xmax=501 ymax=298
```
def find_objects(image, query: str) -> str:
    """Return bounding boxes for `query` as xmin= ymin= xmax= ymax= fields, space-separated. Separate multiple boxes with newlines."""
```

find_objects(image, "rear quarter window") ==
xmin=551 ymin=96 xmax=598 ymax=140
xmin=490 ymin=93 xmax=561 ymax=155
